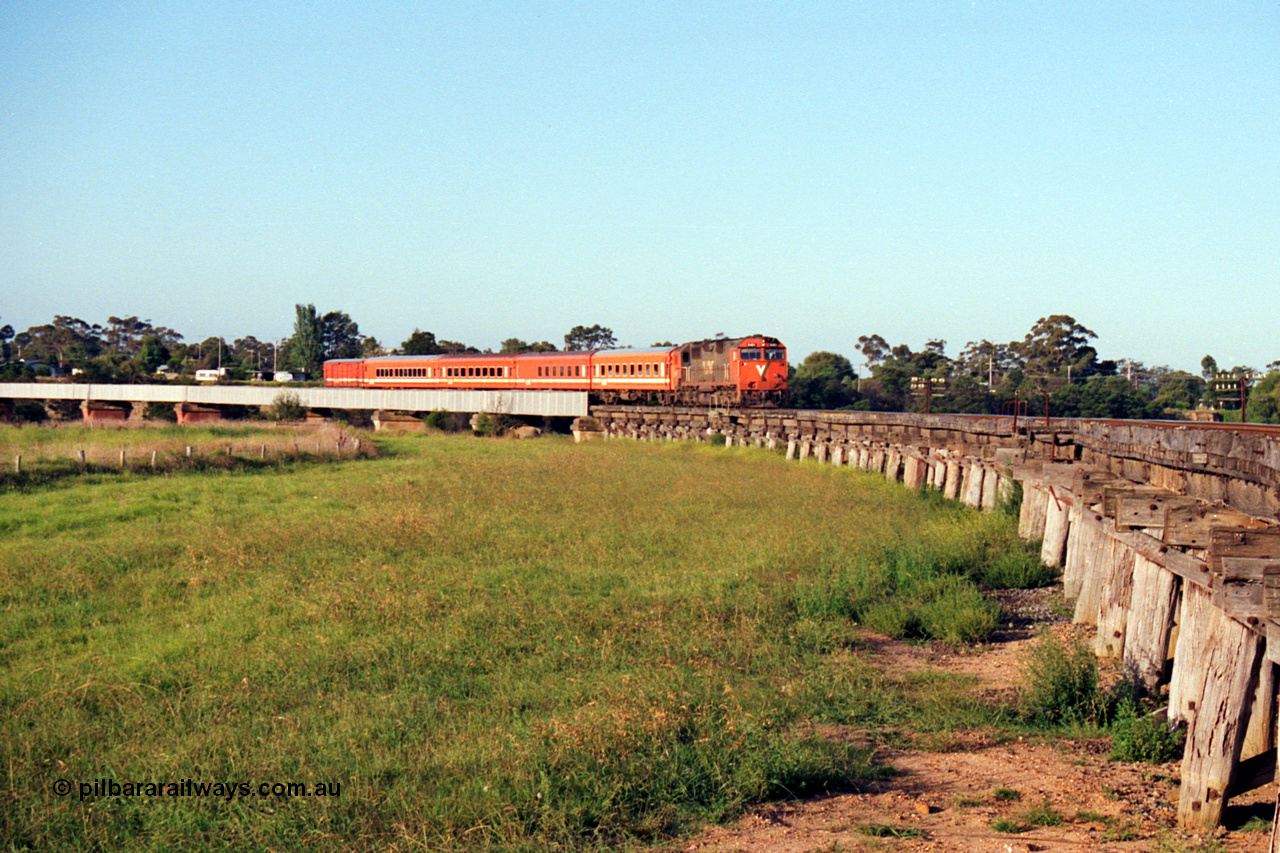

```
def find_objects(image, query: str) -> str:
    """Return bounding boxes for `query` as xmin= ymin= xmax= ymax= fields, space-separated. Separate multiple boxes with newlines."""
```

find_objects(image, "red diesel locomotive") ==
xmin=323 ymin=335 xmax=788 ymax=407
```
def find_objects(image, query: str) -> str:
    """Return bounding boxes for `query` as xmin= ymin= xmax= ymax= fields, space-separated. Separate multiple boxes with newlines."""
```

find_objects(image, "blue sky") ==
xmin=3 ymin=2 xmax=1276 ymax=374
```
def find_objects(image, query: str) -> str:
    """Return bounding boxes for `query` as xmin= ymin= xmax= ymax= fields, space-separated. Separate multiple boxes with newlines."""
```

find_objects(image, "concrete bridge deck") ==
xmin=0 ymin=382 xmax=588 ymax=419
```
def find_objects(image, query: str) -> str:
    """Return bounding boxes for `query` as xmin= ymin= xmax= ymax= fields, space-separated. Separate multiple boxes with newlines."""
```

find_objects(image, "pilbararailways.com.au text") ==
xmin=52 ymin=778 xmax=342 ymax=802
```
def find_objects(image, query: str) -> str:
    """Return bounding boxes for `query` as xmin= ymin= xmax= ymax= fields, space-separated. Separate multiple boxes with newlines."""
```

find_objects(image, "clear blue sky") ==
xmin=3 ymin=2 xmax=1276 ymax=374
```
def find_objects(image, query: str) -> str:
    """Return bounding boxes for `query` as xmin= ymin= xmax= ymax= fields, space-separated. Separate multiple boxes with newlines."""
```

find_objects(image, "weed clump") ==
xmin=1021 ymin=631 xmax=1104 ymax=725
xmin=792 ymin=510 xmax=1054 ymax=645
xmin=862 ymin=575 xmax=998 ymax=644
xmin=1108 ymin=697 xmax=1185 ymax=764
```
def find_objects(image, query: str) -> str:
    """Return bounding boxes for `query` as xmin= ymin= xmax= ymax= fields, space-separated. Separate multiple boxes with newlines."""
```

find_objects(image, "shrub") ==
xmin=472 ymin=411 xmax=520 ymax=437
xmin=1021 ymin=632 xmax=1103 ymax=725
xmin=422 ymin=409 xmax=450 ymax=430
xmin=12 ymin=400 xmax=47 ymax=423
xmin=1109 ymin=697 xmax=1185 ymax=764
xmin=266 ymin=391 xmax=307 ymax=421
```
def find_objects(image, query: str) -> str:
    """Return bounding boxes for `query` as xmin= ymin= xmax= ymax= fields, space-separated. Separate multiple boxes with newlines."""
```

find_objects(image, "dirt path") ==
xmin=677 ymin=606 xmax=1277 ymax=853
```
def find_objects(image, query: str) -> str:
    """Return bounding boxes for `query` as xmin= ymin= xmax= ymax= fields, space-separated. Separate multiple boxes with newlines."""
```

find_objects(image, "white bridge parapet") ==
xmin=0 ymin=383 xmax=589 ymax=418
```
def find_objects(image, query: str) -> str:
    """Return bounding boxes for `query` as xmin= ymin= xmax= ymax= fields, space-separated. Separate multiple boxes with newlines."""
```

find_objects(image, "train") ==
xmin=323 ymin=335 xmax=788 ymax=407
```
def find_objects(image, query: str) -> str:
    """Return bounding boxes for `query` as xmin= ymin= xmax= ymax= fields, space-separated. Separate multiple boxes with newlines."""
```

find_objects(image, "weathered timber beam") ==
xmin=1225 ymin=749 xmax=1277 ymax=799
xmin=1164 ymin=503 xmax=1269 ymax=549
xmin=1172 ymin=583 xmax=1266 ymax=830
xmin=1116 ymin=494 xmax=1199 ymax=531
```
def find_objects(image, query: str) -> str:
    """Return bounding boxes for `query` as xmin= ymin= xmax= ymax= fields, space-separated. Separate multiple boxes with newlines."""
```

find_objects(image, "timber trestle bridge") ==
xmin=590 ymin=406 xmax=1280 ymax=833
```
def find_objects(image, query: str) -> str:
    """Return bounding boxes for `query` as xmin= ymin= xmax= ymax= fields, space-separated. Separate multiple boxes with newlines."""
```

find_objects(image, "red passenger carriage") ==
xmin=322 ymin=335 xmax=788 ymax=406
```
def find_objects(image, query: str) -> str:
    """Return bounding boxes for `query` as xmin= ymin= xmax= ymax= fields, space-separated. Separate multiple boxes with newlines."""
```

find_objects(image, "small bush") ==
xmin=267 ymin=391 xmax=307 ymax=421
xmin=472 ymin=411 xmax=520 ymax=437
xmin=422 ymin=409 xmax=450 ymax=430
xmin=979 ymin=550 xmax=1057 ymax=589
xmin=1109 ymin=698 xmax=1185 ymax=764
xmin=1021 ymin=632 xmax=1104 ymax=725
xmin=12 ymin=400 xmax=47 ymax=423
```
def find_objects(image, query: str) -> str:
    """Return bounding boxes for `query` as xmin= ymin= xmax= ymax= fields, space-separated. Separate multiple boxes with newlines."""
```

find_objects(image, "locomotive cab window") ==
xmin=765 ymin=348 xmax=786 ymax=361
xmin=740 ymin=348 xmax=763 ymax=361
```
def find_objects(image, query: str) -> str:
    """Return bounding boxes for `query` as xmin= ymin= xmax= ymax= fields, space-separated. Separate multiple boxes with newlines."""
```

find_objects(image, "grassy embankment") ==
xmin=0 ymin=423 xmax=372 ymax=489
xmin=2 ymin=430 xmax=1049 ymax=851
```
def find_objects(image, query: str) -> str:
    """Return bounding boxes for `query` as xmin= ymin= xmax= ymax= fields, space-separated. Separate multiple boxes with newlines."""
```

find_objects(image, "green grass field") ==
xmin=1 ymin=431 xmax=1046 ymax=851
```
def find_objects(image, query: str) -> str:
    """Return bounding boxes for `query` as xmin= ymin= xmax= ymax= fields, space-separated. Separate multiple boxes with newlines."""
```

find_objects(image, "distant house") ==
xmin=21 ymin=361 xmax=59 ymax=377
xmin=195 ymin=368 xmax=229 ymax=382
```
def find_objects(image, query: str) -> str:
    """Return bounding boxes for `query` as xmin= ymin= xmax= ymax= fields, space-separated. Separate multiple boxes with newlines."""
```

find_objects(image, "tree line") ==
xmin=791 ymin=314 xmax=1280 ymax=422
xmin=5 ymin=309 xmax=1279 ymax=422
xmin=0 ymin=309 xmax=620 ymax=384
